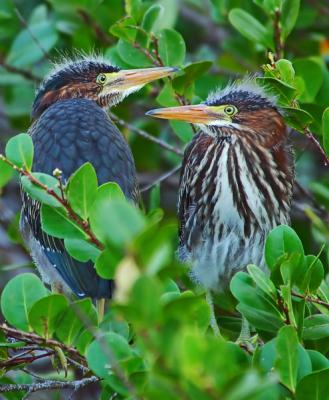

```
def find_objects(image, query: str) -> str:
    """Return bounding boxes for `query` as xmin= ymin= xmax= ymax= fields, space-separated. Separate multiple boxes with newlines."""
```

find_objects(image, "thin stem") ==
xmin=109 ymin=112 xmax=184 ymax=156
xmin=0 ymin=56 xmax=40 ymax=82
xmin=0 ymin=154 xmax=104 ymax=250
xmin=273 ymin=8 xmax=284 ymax=59
xmin=140 ymin=164 xmax=181 ymax=192
xmin=291 ymin=292 xmax=329 ymax=309
xmin=304 ymin=128 xmax=329 ymax=167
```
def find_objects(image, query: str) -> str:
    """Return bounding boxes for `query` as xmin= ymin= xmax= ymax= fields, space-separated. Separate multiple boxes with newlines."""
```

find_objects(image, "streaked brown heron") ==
xmin=147 ymin=80 xmax=294 ymax=334
xmin=21 ymin=56 xmax=177 ymax=317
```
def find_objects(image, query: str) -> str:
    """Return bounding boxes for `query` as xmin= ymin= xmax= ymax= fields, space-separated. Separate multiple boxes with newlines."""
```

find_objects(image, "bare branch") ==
xmin=0 ymin=56 xmax=41 ymax=83
xmin=304 ymin=128 xmax=329 ymax=167
xmin=273 ymin=8 xmax=284 ymax=60
xmin=109 ymin=112 xmax=184 ymax=156
xmin=0 ymin=376 xmax=99 ymax=394
xmin=291 ymin=292 xmax=329 ymax=309
xmin=14 ymin=8 xmax=51 ymax=62
xmin=77 ymin=9 xmax=113 ymax=45
xmin=140 ymin=164 xmax=181 ymax=192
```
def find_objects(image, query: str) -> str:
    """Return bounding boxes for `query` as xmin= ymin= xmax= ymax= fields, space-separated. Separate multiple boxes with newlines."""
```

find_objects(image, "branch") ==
xmin=14 ymin=8 xmax=51 ymax=62
xmin=273 ymin=8 xmax=284 ymax=60
xmin=0 ymin=56 xmax=41 ymax=83
xmin=304 ymin=128 xmax=329 ymax=167
xmin=291 ymin=292 xmax=329 ymax=309
xmin=77 ymin=9 xmax=113 ymax=45
xmin=140 ymin=164 xmax=181 ymax=192
xmin=0 ymin=155 xmax=104 ymax=250
xmin=109 ymin=112 xmax=184 ymax=156
xmin=0 ymin=376 xmax=99 ymax=394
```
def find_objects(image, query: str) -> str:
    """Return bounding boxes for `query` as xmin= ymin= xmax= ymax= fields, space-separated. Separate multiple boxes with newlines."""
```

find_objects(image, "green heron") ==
xmin=21 ymin=56 xmax=177 ymax=305
xmin=147 ymin=80 xmax=294 ymax=332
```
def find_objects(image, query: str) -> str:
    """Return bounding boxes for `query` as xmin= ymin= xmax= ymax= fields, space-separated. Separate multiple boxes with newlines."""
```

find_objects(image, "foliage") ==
xmin=0 ymin=0 xmax=329 ymax=399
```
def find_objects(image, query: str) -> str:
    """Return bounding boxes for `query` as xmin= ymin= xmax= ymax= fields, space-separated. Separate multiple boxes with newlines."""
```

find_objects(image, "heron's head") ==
xmin=32 ymin=56 xmax=177 ymax=119
xmin=146 ymin=80 xmax=286 ymax=146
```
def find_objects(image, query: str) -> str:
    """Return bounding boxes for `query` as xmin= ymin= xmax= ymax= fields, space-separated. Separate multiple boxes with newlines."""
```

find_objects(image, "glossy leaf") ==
xmin=0 ymin=159 xmax=13 ymax=188
xmin=322 ymin=107 xmax=329 ymax=157
xmin=95 ymin=248 xmax=123 ymax=280
xmin=64 ymin=238 xmax=100 ymax=262
xmin=303 ymin=315 xmax=329 ymax=340
xmin=1 ymin=273 xmax=48 ymax=331
xmin=228 ymin=8 xmax=273 ymax=49
xmin=275 ymin=326 xmax=299 ymax=392
xmin=247 ymin=264 xmax=277 ymax=300
xmin=67 ymin=162 xmax=98 ymax=219
xmin=157 ymin=28 xmax=186 ymax=66
xmin=5 ymin=133 xmax=33 ymax=170
xmin=21 ymin=173 xmax=61 ymax=207
xmin=142 ymin=4 xmax=163 ymax=33
xmin=28 ymin=294 xmax=68 ymax=338
xmin=117 ymin=39 xmax=153 ymax=67
xmin=281 ymin=0 xmax=300 ymax=39
xmin=295 ymin=368 xmax=329 ymax=400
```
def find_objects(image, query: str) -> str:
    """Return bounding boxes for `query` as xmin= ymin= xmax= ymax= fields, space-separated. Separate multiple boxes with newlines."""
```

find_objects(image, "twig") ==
xmin=14 ymin=8 xmax=51 ymax=62
xmin=77 ymin=9 xmax=112 ymax=45
xmin=0 ymin=56 xmax=40 ymax=82
xmin=273 ymin=8 xmax=283 ymax=59
xmin=140 ymin=164 xmax=181 ymax=192
xmin=0 ymin=154 xmax=104 ymax=250
xmin=0 ymin=376 xmax=99 ymax=394
xmin=291 ymin=292 xmax=329 ymax=309
xmin=109 ymin=112 xmax=184 ymax=156
xmin=304 ymin=128 xmax=329 ymax=167
xmin=133 ymin=41 xmax=161 ymax=66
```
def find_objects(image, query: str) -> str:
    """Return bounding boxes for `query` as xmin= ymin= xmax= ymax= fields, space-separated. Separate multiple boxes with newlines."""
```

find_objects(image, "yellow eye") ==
xmin=224 ymin=105 xmax=237 ymax=116
xmin=96 ymin=73 xmax=107 ymax=84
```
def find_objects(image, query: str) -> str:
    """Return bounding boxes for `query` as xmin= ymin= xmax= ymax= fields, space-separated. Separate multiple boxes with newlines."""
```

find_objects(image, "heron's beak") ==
xmin=107 ymin=67 xmax=178 ymax=90
xmin=146 ymin=104 xmax=227 ymax=124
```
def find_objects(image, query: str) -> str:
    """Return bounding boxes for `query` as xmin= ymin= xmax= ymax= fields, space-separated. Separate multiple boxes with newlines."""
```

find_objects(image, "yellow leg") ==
xmin=97 ymin=298 xmax=106 ymax=324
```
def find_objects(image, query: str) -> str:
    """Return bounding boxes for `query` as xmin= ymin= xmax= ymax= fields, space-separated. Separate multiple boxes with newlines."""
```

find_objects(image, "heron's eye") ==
xmin=224 ymin=105 xmax=237 ymax=116
xmin=96 ymin=73 xmax=107 ymax=85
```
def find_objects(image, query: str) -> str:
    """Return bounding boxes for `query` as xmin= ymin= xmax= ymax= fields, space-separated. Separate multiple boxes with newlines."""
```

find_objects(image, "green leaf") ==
xmin=307 ymin=350 xmax=329 ymax=371
xmin=169 ymin=120 xmax=194 ymax=143
xmin=156 ymin=83 xmax=179 ymax=106
xmin=64 ymin=238 xmax=100 ymax=262
xmin=41 ymin=204 xmax=86 ymax=239
xmin=256 ymin=76 xmax=296 ymax=105
xmin=303 ymin=315 xmax=329 ymax=340
xmin=5 ymin=133 xmax=33 ymax=170
xmin=0 ymin=159 xmax=13 ymax=188
xmin=21 ymin=173 xmax=61 ymax=207
xmin=1 ymin=273 xmax=48 ymax=331
xmin=142 ymin=4 xmax=163 ymax=33
xmin=125 ymin=0 xmax=143 ymax=21
xmin=230 ymin=272 xmax=284 ymax=332
xmin=7 ymin=21 xmax=58 ymax=67
xmin=296 ymin=368 xmax=329 ymax=400
xmin=56 ymin=298 xmax=97 ymax=346
xmin=322 ymin=107 xmax=329 ymax=157
xmin=110 ymin=16 xmax=137 ymax=42
xmin=90 ymin=198 xmax=145 ymax=247
xmin=67 ymin=162 xmax=98 ymax=220
xmin=157 ymin=28 xmax=186 ymax=66
xmin=172 ymin=61 xmax=212 ymax=95
xmin=28 ymin=294 xmax=68 ymax=338
xmin=302 ymin=255 xmax=324 ymax=292
xmin=95 ymin=248 xmax=123 ymax=280
xmin=247 ymin=264 xmax=277 ymax=300
xmin=275 ymin=326 xmax=299 ymax=393
xmin=281 ymin=0 xmax=300 ymax=39
xmin=294 ymin=57 xmax=325 ymax=103
xmin=228 ymin=8 xmax=273 ymax=49
xmin=117 ymin=39 xmax=153 ymax=68
xmin=276 ymin=59 xmax=295 ymax=85
xmin=281 ymin=107 xmax=313 ymax=131
xmin=265 ymin=225 xmax=304 ymax=271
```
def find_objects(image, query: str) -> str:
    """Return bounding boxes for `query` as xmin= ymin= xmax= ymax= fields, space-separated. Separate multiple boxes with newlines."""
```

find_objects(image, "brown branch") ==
xmin=0 ymin=376 xmax=99 ymax=394
xmin=291 ymin=292 xmax=329 ymax=309
xmin=14 ymin=8 xmax=51 ymax=62
xmin=109 ymin=112 xmax=184 ymax=156
xmin=140 ymin=164 xmax=181 ymax=192
xmin=0 ymin=56 xmax=41 ymax=82
xmin=1 ymin=324 xmax=84 ymax=363
xmin=0 ymin=154 xmax=104 ymax=250
xmin=77 ymin=9 xmax=112 ymax=45
xmin=273 ymin=8 xmax=284 ymax=59
xmin=304 ymin=128 xmax=329 ymax=167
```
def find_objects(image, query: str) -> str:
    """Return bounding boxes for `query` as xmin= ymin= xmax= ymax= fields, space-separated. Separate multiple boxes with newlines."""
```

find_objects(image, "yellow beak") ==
xmin=109 ymin=67 xmax=178 ymax=89
xmin=146 ymin=104 xmax=227 ymax=124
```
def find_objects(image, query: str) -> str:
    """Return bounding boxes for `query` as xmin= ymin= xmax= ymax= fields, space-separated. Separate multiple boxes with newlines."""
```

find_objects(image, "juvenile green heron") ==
xmin=21 ymin=56 xmax=176 ymax=304
xmin=147 ymin=80 xmax=294 ymax=331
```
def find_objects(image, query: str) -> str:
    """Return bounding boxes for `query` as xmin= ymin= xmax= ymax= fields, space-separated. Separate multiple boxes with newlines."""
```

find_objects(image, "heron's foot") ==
xmin=235 ymin=317 xmax=257 ymax=352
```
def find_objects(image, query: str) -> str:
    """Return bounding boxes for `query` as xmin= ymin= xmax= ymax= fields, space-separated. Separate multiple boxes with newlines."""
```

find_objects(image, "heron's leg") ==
xmin=206 ymin=291 xmax=221 ymax=337
xmin=97 ymin=298 xmax=106 ymax=324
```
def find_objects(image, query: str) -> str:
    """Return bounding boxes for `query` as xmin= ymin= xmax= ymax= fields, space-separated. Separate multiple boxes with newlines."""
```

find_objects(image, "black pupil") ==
xmin=226 ymin=107 xmax=233 ymax=114
xmin=100 ymin=75 xmax=105 ymax=82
